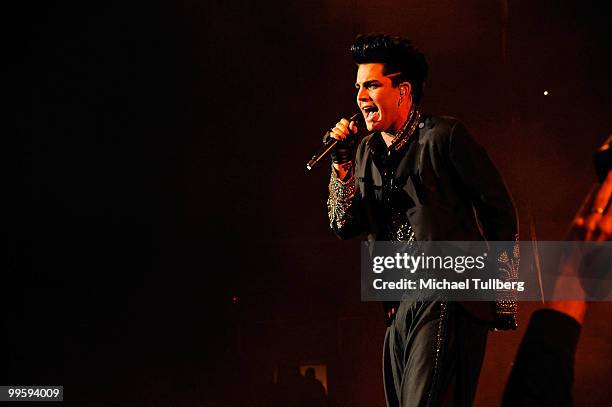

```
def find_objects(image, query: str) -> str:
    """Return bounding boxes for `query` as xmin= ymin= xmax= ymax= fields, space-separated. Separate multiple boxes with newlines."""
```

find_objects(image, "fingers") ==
xmin=568 ymin=217 xmax=586 ymax=241
xmin=586 ymin=171 xmax=612 ymax=240
xmin=329 ymin=118 xmax=351 ymax=141
xmin=596 ymin=211 xmax=612 ymax=241
xmin=572 ymin=171 xmax=612 ymax=241
xmin=593 ymin=170 xmax=612 ymax=213
xmin=584 ymin=212 xmax=601 ymax=241
xmin=567 ymin=184 xmax=597 ymax=240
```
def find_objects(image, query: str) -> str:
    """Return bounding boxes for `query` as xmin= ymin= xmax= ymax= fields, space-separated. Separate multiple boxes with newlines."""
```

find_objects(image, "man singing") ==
xmin=325 ymin=33 xmax=518 ymax=406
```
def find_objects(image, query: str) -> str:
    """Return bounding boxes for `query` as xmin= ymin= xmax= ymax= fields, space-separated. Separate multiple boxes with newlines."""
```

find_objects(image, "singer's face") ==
xmin=355 ymin=63 xmax=407 ymax=133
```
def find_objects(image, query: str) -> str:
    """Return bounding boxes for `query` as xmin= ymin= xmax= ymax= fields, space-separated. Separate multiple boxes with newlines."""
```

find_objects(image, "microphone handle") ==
xmin=306 ymin=138 xmax=339 ymax=171
xmin=306 ymin=113 xmax=362 ymax=171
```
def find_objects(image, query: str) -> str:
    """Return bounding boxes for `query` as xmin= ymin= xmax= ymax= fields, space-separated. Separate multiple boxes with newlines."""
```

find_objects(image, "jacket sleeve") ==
xmin=449 ymin=121 xmax=520 ymax=329
xmin=327 ymin=165 xmax=363 ymax=240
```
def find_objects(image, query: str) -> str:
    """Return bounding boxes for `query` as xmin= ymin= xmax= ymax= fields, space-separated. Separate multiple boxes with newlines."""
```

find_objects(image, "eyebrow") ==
xmin=355 ymin=79 xmax=381 ymax=88
xmin=354 ymin=72 xmax=402 ymax=88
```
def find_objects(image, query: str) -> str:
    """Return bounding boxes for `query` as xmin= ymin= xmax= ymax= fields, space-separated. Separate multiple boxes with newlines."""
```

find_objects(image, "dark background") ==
xmin=9 ymin=0 xmax=612 ymax=405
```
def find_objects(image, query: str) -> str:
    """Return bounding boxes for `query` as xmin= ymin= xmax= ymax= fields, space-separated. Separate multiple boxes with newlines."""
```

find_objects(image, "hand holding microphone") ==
xmin=325 ymin=117 xmax=360 ymax=164
xmin=306 ymin=113 xmax=364 ymax=170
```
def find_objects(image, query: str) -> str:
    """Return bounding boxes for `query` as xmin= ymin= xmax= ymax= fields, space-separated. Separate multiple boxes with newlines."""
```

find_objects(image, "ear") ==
xmin=399 ymin=82 xmax=412 ymax=96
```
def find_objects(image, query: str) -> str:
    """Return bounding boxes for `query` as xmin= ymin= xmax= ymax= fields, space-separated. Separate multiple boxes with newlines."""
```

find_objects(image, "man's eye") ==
xmin=368 ymin=84 xmax=380 ymax=89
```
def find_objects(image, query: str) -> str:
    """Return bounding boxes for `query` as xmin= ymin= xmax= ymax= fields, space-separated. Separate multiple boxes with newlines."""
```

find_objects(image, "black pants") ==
xmin=383 ymin=301 xmax=488 ymax=407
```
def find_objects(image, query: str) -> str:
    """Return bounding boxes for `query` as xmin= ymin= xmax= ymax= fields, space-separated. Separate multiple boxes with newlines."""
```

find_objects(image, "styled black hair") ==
xmin=351 ymin=33 xmax=428 ymax=104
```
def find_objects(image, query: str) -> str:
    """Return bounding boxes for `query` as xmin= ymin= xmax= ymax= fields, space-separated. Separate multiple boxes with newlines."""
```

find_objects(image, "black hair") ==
xmin=350 ymin=33 xmax=428 ymax=104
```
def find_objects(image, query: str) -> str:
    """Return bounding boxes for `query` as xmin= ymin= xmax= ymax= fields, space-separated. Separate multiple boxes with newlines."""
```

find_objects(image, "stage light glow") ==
xmin=543 ymin=90 xmax=549 ymax=95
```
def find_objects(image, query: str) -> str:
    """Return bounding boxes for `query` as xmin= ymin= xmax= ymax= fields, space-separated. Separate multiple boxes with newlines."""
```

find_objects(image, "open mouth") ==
xmin=363 ymin=106 xmax=380 ymax=121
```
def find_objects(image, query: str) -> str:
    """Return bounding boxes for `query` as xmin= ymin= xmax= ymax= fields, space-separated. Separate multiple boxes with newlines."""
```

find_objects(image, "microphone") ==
xmin=306 ymin=113 xmax=364 ymax=171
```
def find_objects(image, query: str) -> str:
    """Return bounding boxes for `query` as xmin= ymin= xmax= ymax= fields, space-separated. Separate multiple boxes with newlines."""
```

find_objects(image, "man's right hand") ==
xmin=324 ymin=117 xmax=360 ymax=178
xmin=573 ymin=170 xmax=612 ymax=241
xmin=548 ymin=169 xmax=612 ymax=323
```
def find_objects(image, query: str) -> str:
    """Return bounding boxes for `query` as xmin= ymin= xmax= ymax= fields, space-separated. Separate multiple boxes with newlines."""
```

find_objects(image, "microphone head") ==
xmin=349 ymin=112 xmax=365 ymax=134
xmin=349 ymin=112 xmax=363 ymax=123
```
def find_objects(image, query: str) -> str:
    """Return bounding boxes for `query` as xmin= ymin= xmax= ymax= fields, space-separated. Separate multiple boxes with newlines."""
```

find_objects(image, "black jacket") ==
xmin=330 ymin=115 xmax=517 ymax=242
xmin=327 ymin=115 xmax=519 ymax=328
